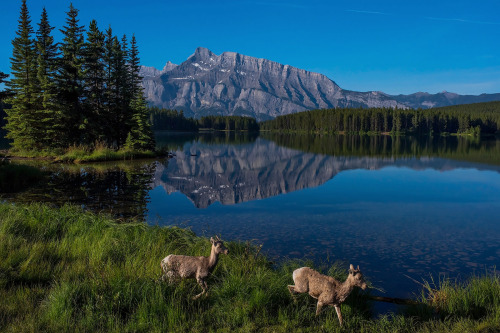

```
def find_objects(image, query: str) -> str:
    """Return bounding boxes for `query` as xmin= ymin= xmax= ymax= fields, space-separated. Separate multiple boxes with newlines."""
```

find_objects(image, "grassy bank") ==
xmin=5 ymin=144 xmax=156 ymax=164
xmin=0 ymin=203 xmax=499 ymax=332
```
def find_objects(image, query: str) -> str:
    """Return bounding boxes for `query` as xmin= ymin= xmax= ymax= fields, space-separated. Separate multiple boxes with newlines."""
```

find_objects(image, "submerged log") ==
xmin=366 ymin=295 xmax=420 ymax=305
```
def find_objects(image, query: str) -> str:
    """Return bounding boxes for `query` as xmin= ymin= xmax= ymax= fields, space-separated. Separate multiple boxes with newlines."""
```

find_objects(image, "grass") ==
xmin=0 ymin=203 xmax=499 ymax=332
xmin=6 ymin=143 xmax=156 ymax=164
xmin=57 ymin=144 xmax=156 ymax=163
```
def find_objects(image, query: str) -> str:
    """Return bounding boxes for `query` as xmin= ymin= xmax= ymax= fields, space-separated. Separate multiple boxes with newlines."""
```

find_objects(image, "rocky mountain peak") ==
xmin=162 ymin=61 xmax=177 ymax=72
xmin=141 ymin=47 xmax=500 ymax=119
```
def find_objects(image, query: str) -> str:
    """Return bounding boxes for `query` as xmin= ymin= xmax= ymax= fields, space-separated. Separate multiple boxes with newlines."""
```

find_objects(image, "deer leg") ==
xmin=315 ymin=301 xmax=324 ymax=316
xmin=192 ymin=277 xmax=207 ymax=300
xmin=288 ymin=285 xmax=299 ymax=302
xmin=334 ymin=305 xmax=343 ymax=326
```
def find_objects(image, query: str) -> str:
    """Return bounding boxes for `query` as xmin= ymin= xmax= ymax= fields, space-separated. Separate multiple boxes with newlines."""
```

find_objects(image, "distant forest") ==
xmin=260 ymin=102 xmax=500 ymax=135
xmin=150 ymin=107 xmax=259 ymax=132
xmin=149 ymin=102 xmax=500 ymax=136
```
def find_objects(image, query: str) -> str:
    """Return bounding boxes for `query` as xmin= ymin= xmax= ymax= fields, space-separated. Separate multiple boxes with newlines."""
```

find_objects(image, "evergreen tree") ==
xmin=129 ymin=35 xmax=142 ymax=98
xmin=119 ymin=34 xmax=133 ymax=142
xmin=58 ymin=3 xmax=85 ymax=145
xmin=0 ymin=71 xmax=9 ymax=102
xmin=35 ymin=7 xmax=62 ymax=148
xmin=5 ymin=0 xmax=39 ymax=150
xmin=110 ymin=36 xmax=126 ymax=145
xmin=102 ymin=26 xmax=116 ymax=143
xmin=82 ymin=19 xmax=105 ymax=143
xmin=125 ymin=97 xmax=154 ymax=150
xmin=125 ymin=35 xmax=154 ymax=150
xmin=0 ymin=71 xmax=10 ymax=129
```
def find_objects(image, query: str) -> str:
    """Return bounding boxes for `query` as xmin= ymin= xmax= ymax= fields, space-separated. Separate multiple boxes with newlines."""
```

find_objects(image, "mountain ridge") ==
xmin=141 ymin=47 xmax=500 ymax=120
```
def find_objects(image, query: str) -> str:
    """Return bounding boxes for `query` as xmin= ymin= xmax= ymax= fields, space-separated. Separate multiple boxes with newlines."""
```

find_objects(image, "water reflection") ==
xmin=1 ymin=161 xmax=157 ymax=219
xmin=154 ymin=135 xmax=500 ymax=208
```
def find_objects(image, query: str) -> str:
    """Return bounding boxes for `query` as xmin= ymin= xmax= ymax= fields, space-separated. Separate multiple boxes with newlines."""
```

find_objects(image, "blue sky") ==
xmin=1 ymin=0 xmax=499 ymax=95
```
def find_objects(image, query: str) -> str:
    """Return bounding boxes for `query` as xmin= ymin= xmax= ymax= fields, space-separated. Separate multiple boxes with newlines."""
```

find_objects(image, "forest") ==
xmin=1 ymin=0 xmax=154 ymax=153
xmin=149 ymin=107 xmax=259 ymax=132
xmin=260 ymin=102 xmax=500 ymax=135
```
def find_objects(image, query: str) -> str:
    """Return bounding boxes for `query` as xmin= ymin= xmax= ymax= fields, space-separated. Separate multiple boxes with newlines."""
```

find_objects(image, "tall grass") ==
xmin=58 ymin=142 xmax=155 ymax=163
xmin=5 ymin=142 xmax=156 ymax=163
xmin=0 ymin=203 xmax=499 ymax=332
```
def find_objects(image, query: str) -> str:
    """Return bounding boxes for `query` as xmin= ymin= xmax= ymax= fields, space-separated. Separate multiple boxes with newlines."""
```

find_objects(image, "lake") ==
xmin=2 ymin=132 xmax=500 ymax=303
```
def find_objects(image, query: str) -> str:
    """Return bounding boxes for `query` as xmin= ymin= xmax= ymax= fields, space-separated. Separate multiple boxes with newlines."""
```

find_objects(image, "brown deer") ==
xmin=160 ymin=236 xmax=229 ymax=299
xmin=288 ymin=264 xmax=367 ymax=326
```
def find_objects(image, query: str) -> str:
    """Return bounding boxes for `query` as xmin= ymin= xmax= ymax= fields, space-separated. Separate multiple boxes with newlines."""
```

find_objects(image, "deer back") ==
xmin=164 ymin=254 xmax=209 ymax=278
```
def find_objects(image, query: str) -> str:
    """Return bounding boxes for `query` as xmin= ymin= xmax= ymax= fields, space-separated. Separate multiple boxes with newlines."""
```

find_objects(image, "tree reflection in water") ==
xmin=2 ymin=161 xmax=158 ymax=220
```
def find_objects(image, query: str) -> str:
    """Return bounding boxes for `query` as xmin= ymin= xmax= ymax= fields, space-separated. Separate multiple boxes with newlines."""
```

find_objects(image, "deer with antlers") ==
xmin=288 ymin=264 xmax=368 ymax=326
xmin=160 ymin=235 xmax=229 ymax=299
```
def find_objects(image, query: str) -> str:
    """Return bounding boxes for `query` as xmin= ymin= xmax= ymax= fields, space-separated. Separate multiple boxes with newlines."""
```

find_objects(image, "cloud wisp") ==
xmin=424 ymin=16 xmax=500 ymax=25
xmin=345 ymin=9 xmax=390 ymax=15
xmin=346 ymin=9 xmax=499 ymax=26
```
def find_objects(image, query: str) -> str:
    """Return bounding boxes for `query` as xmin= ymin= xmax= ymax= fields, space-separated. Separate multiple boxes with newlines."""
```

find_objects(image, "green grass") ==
xmin=6 ymin=144 xmax=156 ymax=164
xmin=57 ymin=145 xmax=155 ymax=163
xmin=0 ymin=203 xmax=499 ymax=332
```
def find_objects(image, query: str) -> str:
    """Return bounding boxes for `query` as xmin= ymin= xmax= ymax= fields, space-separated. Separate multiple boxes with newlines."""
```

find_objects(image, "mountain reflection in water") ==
xmin=154 ymin=135 xmax=500 ymax=208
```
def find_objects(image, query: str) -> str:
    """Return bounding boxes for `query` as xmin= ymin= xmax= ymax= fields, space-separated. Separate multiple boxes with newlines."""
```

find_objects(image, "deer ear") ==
xmin=357 ymin=265 xmax=360 ymax=270
xmin=210 ymin=237 xmax=214 ymax=244
xmin=349 ymin=264 xmax=354 ymax=271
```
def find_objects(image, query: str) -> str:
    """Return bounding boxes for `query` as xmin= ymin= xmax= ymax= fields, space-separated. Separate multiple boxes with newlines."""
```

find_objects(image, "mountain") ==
xmin=141 ymin=47 xmax=500 ymax=120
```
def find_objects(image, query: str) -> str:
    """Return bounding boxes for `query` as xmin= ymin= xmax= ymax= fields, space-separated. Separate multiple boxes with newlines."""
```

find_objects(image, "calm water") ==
xmin=2 ymin=133 xmax=500 ymax=302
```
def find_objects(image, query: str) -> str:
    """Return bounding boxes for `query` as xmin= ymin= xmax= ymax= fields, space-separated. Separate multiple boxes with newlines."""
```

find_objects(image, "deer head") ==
xmin=349 ymin=264 xmax=368 ymax=290
xmin=210 ymin=236 xmax=229 ymax=255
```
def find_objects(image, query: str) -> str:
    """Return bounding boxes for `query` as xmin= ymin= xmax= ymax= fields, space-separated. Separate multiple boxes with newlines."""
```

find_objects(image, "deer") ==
xmin=288 ymin=264 xmax=367 ymax=326
xmin=160 ymin=235 xmax=229 ymax=299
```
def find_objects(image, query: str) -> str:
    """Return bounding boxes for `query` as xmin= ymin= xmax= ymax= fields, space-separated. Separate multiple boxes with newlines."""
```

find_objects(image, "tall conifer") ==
xmin=110 ymin=36 xmax=126 ymax=145
xmin=83 ymin=19 xmax=105 ymax=143
xmin=5 ymin=0 xmax=39 ymax=150
xmin=0 ymin=72 xmax=10 ymax=129
xmin=36 ymin=7 xmax=62 ymax=148
xmin=125 ymin=35 xmax=154 ymax=150
xmin=58 ymin=3 xmax=85 ymax=145
xmin=102 ymin=26 xmax=116 ymax=144
xmin=129 ymin=35 xmax=142 ymax=98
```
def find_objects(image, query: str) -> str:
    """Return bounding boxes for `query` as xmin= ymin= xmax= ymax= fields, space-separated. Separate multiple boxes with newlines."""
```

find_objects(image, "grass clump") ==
xmin=58 ymin=143 xmax=155 ymax=163
xmin=0 ymin=202 xmax=499 ymax=332
xmin=4 ymin=142 xmax=156 ymax=164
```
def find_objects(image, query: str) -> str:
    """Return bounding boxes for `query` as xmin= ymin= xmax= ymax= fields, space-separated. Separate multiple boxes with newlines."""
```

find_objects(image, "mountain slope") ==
xmin=141 ymin=47 xmax=500 ymax=120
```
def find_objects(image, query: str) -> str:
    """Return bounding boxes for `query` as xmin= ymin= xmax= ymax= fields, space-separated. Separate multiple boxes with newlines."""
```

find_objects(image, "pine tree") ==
xmin=129 ymin=35 xmax=142 ymax=98
xmin=82 ymin=19 xmax=105 ymax=144
xmin=110 ymin=36 xmax=127 ymax=145
xmin=35 ymin=7 xmax=62 ymax=148
xmin=58 ymin=3 xmax=85 ymax=145
xmin=0 ymin=71 xmax=10 ymax=129
xmin=125 ymin=97 xmax=154 ymax=150
xmin=119 ymin=34 xmax=133 ymax=143
xmin=5 ymin=0 xmax=39 ymax=150
xmin=0 ymin=71 xmax=9 ymax=101
xmin=125 ymin=35 xmax=154 ymax=150
xmin=102 ymin=26 xmax=116 ymax=144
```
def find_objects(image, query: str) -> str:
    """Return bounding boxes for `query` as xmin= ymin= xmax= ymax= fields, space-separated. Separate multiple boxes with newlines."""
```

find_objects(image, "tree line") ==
xmin=149 ymin=107 xmax=259 ymax=132
xmin=260 ymin=102 xmax=500 ymax=136
xmin=2 ymin=0 xmax=154 ymax=152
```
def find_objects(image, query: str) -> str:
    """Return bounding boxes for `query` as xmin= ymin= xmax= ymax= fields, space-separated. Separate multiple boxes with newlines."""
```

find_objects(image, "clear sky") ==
xmin=1 ymin=0 xmax=499 ymax=95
